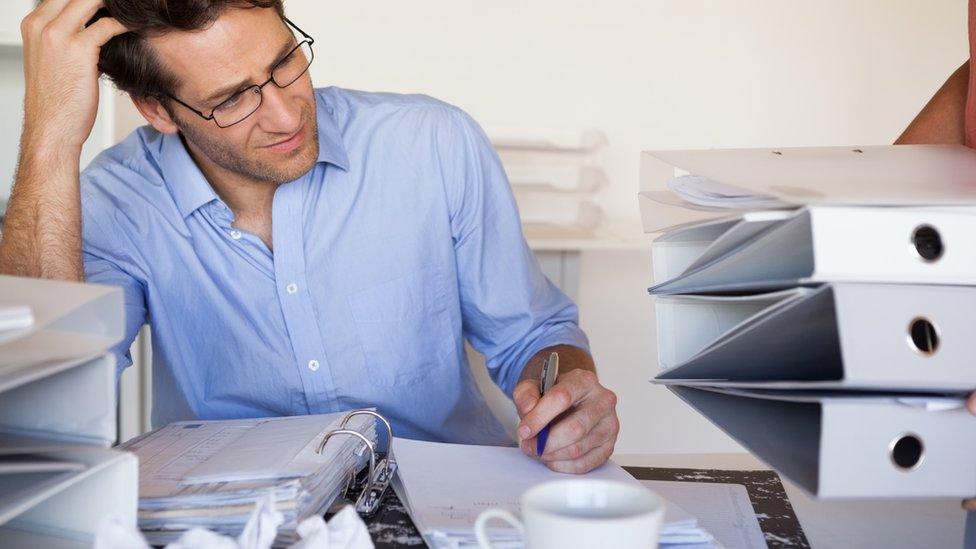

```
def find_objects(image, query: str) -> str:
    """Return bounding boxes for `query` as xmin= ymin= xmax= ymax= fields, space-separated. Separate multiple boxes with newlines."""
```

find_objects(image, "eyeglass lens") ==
xmin=212 ymin=41 xmax=314 ymax=127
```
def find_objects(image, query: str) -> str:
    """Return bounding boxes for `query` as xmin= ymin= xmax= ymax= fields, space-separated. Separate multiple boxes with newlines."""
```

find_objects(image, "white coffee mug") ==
xmin=473 ymin=479 xmax=665 ymax=549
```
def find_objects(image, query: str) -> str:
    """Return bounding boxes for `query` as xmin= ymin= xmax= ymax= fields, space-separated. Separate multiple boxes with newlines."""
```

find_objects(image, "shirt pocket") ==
xmin=346 ymin=265 xmax=456 ymax=386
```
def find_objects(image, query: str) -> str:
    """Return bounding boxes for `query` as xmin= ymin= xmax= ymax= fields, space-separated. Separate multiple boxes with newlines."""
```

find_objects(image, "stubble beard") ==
xmin=177 ymin=104 xmax=319 ymax=185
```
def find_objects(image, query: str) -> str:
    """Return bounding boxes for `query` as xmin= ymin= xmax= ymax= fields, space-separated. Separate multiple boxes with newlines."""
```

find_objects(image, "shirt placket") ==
xmin=272 ymin=179 xmax=338 ymax=414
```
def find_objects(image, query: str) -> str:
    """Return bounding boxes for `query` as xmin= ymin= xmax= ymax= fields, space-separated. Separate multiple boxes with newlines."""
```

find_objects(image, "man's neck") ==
xmin=182 ymin=135 xmax=278 ymax=248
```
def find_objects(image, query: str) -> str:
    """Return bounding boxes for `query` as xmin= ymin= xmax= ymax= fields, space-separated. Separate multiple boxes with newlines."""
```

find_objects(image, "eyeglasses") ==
xmin=163 ymin=18 xmax=315 ymax=128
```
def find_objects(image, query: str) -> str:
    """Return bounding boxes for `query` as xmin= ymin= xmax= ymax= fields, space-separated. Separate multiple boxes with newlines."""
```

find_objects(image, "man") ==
xmin=1 ymin=0 xmax=619 ymax=474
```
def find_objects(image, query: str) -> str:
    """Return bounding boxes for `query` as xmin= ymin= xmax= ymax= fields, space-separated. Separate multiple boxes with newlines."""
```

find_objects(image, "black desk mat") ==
xmin=624 ymin=466 xmax=810 ymax=548
xmin=362 ymin=466 xmax=809 ymax=548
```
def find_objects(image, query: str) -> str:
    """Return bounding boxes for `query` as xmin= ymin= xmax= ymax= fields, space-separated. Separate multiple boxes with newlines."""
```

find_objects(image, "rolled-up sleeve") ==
xmin=81 ymin=184 xmax=147 ymax=377
xmin=438 ymin=108 xmax=590 ymax=397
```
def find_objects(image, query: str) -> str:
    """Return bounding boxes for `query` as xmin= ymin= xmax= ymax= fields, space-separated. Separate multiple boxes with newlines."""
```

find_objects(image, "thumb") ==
xmin=512 ymin=379 xmax=541 ymax=417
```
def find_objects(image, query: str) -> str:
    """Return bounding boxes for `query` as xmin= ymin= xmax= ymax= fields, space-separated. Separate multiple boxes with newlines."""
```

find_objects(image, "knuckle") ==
xmin=568 ymin=442 xmax=583 ymax=460
xmin=581 ymin=370 xmax=599 ymax=384
xmin=604 ymin=389 xmax=618 ymax=409
xmin=550 ymin=388 xmax=572 ymax=410
xmin=569 ymin=417 xmax=587 ymax=438
xmin=40 ymin=23 xmax=61 ymax=42
xmin=21 ymin=14 xmax=36 ymax=35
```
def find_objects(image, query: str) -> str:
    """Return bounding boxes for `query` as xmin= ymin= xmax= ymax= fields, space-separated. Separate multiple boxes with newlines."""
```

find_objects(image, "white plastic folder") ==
xmin=647 ymin=144 xmax=976 ymax=207
xmin=0 ymin=275 xmax=123 ymax=446
xmin=654 ymin=283 xmax=976 ymax=392
xmin=0 ymin=275 xmax=135 ymax=547
xmin=669 ymin=385 xmax=976 ymax=498
xmin=649 ymin=205 xmax=976 ymax=294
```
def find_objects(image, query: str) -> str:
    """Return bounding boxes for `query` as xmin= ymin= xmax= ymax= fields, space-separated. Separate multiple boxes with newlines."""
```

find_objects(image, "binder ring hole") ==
xmin=907 ymin=317 xmax=940 ymax=356
xmin=911 ymin=225 xmax=944 ymax=262
xmin=890 ymin=433 xmax=924 ymax=471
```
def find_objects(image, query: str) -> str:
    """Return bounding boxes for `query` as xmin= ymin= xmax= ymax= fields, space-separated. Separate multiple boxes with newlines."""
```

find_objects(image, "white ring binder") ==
xmin=316 ymin=409 xmax=398 ymax=518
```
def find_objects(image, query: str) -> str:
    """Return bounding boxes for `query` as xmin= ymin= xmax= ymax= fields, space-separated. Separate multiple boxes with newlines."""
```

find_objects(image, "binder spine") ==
xmin=316 ymin=409 xmax=398 ymax=518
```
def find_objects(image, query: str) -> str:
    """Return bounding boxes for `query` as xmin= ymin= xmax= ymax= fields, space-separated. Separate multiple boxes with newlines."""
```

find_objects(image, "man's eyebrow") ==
xmin=203 ymin=79 xmax=252 ymax=105
xmin=201 ymin=39 xmax=298 ymax=105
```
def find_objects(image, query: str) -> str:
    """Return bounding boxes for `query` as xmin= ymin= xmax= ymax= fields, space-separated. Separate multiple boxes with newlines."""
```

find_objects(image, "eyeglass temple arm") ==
xmin=284 ymin=18 xmax=314 ymax=44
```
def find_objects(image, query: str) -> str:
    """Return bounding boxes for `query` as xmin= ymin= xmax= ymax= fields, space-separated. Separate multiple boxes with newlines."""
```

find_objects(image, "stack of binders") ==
xmin=639 ymin=144 xmax=976 ymax=498
xmin=0 ymin=275 xmax=137 ymax=546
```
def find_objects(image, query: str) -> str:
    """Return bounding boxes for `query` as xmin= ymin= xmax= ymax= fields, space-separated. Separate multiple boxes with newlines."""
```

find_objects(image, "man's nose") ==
xmin=257 ymin=84 xmax=302 ymax=133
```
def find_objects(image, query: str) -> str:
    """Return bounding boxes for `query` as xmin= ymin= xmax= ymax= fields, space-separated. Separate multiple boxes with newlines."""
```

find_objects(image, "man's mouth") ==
xmin=263 ymin=124 xmax=306 ymax=153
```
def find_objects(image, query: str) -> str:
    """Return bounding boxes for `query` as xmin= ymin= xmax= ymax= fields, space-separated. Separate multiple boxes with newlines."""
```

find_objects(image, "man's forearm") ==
xmin=896 ymin=60 xmax=969 ymax=145
xmin=519 ymin=344 xmax=596 ymax=386
xmin=0 ymin=142 xmax=84 ymax=280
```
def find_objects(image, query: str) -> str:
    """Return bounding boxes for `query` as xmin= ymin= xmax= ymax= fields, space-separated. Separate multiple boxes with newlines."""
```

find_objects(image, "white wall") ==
xmin=114 ymin=0 xmax=969 ymax=454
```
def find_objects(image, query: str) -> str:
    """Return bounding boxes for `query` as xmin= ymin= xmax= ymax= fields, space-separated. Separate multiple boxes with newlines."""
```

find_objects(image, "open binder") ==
xmin=669 ymin=386 xmax=976 ymax=498
xmin=122 ymin=407 xmax=399 ymax=546
xmin=0 ymin=275 xmax=136 ymax=547
xmin=318 ymin=409 xmax=398 ymax=518
xmin=654 ymin=283 xmax=976 ymax=392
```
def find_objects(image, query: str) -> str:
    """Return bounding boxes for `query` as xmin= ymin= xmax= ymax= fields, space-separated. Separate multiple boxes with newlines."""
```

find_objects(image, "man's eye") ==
xmin=215 ymin=93 xmax=244 ymax=112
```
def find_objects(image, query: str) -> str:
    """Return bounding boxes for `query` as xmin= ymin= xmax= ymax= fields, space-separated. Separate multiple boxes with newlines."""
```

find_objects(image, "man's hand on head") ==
xmin=1 ymin=0 xmax=126 ymax=279
xmin=20 ymin=0 xmax=126 ymax=151
xmin=512 ymin=346 xmax=620 ymax=474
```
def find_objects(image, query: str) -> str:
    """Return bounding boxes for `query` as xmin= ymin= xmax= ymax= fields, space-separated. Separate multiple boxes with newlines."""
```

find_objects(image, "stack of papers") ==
xmin=0 ymin=305 xmax=32 ymax=333
xmin=666 ymin=175 xmax=786 ymax=210
xmin=393 ymin=438 xmax=716 ymax=548
xmin=118 ymin=412 xmax=376 ymax=546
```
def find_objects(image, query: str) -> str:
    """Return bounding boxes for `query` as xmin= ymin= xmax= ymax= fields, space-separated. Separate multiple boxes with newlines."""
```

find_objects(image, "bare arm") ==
xmin=895 ymin=60 xmax=969 ymax=145
xmin=0 ymin=0 xmax=126 ymax=279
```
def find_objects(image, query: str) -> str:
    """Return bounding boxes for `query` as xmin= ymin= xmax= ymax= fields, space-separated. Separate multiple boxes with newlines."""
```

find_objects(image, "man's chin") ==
xmin=257 ymin=135 xmax=319 ymax=183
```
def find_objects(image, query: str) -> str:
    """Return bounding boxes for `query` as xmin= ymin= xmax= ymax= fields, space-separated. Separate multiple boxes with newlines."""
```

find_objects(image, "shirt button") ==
xmin=286 ymin=283 xmax=298 ymax=294
xmin=308 ymin=360 xmax=320 ymax=372
xmin=229 ymin=230 xmax=242 ymax=240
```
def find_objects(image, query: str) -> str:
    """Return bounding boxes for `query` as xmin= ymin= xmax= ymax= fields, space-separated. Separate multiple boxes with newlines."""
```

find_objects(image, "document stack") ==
xmin=0 ymin=275 xmax=137 ymax=547
xmin=118 ymin=410 xmax=378 ymax=545
xmin=640 ymin=144 xmax=976 ymax=498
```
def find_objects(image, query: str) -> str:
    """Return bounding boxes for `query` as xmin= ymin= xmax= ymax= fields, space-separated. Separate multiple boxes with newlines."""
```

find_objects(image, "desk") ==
xmin=615 ymin=453 xmax=967 ymax=549
xmin=364 ymin=453 xmax=967 ymax=548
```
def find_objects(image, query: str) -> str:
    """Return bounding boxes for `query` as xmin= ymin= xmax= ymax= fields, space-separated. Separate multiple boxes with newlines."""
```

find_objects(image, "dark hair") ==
xmin=97 ymin=0 xmax=285 ymax=99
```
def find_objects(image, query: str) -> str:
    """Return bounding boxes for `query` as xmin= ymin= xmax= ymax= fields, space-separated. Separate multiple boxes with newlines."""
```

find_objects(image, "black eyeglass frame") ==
xmin=162 ymin=18 xmax=315 ymax=128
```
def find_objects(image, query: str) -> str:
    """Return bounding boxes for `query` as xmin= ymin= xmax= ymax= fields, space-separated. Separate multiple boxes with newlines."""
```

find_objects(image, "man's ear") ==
xmin=131 ymin=95 xmax=180 ymax=135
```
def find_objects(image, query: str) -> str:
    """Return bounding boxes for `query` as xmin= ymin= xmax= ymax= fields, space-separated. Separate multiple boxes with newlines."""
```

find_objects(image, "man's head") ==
xmin=99 ymin=1 xmax=319 ymax=185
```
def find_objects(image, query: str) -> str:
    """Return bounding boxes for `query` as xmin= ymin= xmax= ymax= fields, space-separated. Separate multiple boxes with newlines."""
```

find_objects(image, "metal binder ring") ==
xmin=339 ymin=409 xmax=397 ymax=476
xmin=315 ymin=428 xmax=377 ymax=483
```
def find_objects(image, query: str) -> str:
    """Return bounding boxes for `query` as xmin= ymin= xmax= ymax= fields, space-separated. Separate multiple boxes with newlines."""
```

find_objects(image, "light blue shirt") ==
xmin=80 ymin=87 xmax=588 ymax=444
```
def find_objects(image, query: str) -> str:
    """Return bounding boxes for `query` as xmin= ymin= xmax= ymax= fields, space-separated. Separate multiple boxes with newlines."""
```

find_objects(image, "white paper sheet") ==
xmin=393 ymin=438 xmax=714 ymax=548
xmin=642 ymin=480 xmax=767 ymax=549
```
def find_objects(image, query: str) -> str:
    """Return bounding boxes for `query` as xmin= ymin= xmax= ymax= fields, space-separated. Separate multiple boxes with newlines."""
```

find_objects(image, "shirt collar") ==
xmin=160 ymin=91 xmax=350 ymax=219
xmin=314 ymin=91 xmax=350 ymax=171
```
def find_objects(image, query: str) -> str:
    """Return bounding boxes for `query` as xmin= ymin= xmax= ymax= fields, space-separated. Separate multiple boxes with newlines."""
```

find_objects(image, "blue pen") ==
xmin=536 ymin=352 xmax=560 ymax=456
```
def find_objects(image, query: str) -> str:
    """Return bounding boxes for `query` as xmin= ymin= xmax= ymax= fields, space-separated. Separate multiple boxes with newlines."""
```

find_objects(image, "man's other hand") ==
xmin=20 ymin=0 xmax=126 ymax=151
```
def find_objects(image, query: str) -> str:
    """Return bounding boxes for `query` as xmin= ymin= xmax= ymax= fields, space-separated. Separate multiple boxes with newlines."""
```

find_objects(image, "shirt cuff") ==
xmin=499 ymin=324 xmax=591 ymax=397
